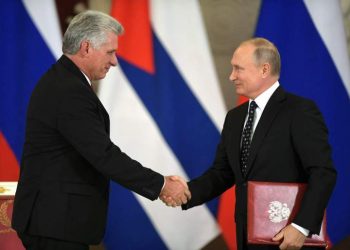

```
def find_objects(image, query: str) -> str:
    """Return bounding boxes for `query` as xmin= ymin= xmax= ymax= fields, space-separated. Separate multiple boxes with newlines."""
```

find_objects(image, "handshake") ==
xmin=159 ymin=176 xmax=191 ymax=207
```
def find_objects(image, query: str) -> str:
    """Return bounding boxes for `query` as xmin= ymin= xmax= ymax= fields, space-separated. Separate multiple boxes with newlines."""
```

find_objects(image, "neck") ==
xmin=250 ymin=77 xmax=278 ymax=100
xmin=65 ymin=53 xmax=91 ymax=80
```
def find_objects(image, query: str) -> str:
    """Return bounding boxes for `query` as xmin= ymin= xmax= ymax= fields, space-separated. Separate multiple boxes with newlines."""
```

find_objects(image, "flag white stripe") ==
xmin=150 ymin=0 xmax=227 ymax=131
xmin=99 ymin=67 xmax=220 ymax=250
xmin=22 ymin=0 xmax=62 ymax=60
xmin=304 ymin=0 xmax=350 ymax=97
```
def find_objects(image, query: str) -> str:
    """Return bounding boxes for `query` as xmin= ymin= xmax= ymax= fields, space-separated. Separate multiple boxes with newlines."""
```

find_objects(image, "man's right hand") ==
xmin=159 ymin=176 xmax=191 ymax=207
xmin=272 ymin=224 xmax=306 ymax=250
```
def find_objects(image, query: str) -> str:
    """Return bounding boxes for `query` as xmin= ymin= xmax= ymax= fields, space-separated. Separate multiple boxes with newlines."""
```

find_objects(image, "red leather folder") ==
xmin=247 ymin=181 xmax=327 ymax=247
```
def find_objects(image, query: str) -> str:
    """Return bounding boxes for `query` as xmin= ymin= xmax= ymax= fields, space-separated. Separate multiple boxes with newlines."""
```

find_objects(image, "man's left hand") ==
xmin=272 ymin=224 xmax=306 ymax=250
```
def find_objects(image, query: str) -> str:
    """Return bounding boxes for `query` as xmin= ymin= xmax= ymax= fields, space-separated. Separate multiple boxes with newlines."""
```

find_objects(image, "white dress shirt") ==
xmin=244 ymin=81 xmax=279 ymax=136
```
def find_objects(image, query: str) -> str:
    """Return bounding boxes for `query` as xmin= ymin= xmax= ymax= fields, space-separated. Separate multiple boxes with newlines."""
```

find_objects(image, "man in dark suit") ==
xmin=172 ymin=38 xmax=337 ymax=250
xmin=12 ymin=10 xmax=190 ymax=250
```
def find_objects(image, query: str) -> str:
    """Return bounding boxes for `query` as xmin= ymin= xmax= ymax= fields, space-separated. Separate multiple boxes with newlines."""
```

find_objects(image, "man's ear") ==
xmin=79 ymin=40 xmax=90 ymax=56
xmin=261 ymin=63 xmax=271 ymax=78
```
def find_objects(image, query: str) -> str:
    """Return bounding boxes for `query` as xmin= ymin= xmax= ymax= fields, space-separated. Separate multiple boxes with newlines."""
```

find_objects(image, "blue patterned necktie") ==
xmin=240 ymin=101 xmax=258 ymax=177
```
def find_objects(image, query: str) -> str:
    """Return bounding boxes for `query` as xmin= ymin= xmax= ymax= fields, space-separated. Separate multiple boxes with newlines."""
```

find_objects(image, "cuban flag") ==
xmin=99 ymin=0 xmax=227 ymax=249
xmin=0 ymin=0 xmax=61 ymax=180
xmin=4 ymin=0 xmax=348 ymax=249
xmin=254 ymin=0 xmax=350 ymax=245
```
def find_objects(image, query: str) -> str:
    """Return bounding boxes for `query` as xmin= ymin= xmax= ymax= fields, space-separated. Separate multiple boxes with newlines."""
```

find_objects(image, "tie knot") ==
xmin=249 ymin=101 xmax=258 ymax=112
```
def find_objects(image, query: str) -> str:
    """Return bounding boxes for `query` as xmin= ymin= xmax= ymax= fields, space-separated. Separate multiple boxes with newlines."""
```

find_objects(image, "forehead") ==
xmin=231 ymin=43 xmax=255 ymax=65
xmin=100 ymin=32 xmax=119 ymax=49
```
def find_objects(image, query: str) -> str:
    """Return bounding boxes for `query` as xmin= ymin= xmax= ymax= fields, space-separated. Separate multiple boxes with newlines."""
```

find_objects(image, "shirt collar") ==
xmin=250 ymin=81 xmax=280 ymax=111
xmin=81 ymin=71 xmax=92 ymax=86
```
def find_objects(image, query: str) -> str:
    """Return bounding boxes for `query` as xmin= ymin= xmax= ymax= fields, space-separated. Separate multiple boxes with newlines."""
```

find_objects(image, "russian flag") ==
xmin=0 ymin=1 xmax=61 ymax=249
xmin=99 ymin=0 xmax=227 ymax=249
xmin=254 ymin=0 xmax=350 ymax=245
xmin=0 ymin=1 xmax=61 ymax=180
xmin=5 ymin=1 xmax=347 ymax=249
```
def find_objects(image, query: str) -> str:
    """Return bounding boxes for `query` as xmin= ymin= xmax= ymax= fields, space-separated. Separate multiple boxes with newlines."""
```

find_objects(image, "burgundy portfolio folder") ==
xmin=247 ymin=181 xmax=327 ymax=247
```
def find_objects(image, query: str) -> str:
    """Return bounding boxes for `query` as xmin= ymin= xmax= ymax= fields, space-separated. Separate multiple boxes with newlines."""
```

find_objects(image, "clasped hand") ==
xmin=159 ymin=176 xmax=191 ymax=207
xmin=272 ymin=224 xmax=306 ymax=250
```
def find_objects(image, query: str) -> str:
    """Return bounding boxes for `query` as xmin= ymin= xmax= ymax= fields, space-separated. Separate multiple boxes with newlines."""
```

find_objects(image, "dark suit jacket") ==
xmin=183 ymin=86 xmax=336 ymax=249
xmin=12 ymin=55 xmax=164 ymax=244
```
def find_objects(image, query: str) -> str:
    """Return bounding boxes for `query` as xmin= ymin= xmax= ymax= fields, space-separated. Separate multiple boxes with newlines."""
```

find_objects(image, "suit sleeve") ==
xmin=291 ymin=99 xmax=337 ymax=234
xmin=183 ymin=111 xmax=235 ymax=209
xmin=56 ymin=87 xmax=164 ymax=200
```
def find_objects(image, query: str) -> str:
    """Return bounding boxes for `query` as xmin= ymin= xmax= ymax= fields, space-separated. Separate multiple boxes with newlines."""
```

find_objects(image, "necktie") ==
xmin=240 ymin=101 xmax=257 ymax=177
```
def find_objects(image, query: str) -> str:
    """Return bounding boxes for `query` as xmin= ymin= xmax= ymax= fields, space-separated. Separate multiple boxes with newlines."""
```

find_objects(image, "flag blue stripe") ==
xmin=118 ymin=32 xmax=221 ymax=215
xmin=256 ymin=0 xmax=350 ymax=243
xmin=0 ymin=0 xmax=56 ymax=160
xmin=104 ymin=183 xmax=167 ymax=250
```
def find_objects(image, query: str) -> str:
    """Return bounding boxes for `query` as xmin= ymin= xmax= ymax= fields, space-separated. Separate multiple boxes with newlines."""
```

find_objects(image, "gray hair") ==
xmin=242 ymin=37 xmax=281 ymax=77
xmin=62 ymin=10 xmax=124 ymax=54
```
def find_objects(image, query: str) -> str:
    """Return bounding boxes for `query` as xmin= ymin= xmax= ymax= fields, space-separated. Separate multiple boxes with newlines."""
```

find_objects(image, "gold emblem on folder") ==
xmin=0 ymin=187 xmax=10 ymax=194
xmin=0 ymin=200 xmax=15 ymax=234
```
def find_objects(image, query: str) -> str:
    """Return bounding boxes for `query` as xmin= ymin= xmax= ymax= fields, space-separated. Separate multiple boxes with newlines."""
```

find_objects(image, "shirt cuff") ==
xmin=159 ymin=176 xmax=166 ymax=195
xmin=291 ymin=223 xmax=309 ymax=236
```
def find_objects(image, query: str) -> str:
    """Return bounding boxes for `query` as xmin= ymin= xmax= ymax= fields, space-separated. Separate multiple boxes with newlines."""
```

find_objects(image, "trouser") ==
xmin=18 ymin=232 xmax=89 ymax=250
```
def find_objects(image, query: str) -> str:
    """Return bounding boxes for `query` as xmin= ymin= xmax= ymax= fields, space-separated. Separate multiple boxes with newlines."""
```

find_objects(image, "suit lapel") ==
xmin=246 ymin=87 xmax=286 ymax=175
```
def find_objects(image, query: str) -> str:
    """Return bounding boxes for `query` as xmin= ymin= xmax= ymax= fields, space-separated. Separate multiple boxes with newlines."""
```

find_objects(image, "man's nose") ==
xmin=111 ymin=54 xmax=118 ymax=66
xmin=229 ymin=70 xmax=236 ymax=81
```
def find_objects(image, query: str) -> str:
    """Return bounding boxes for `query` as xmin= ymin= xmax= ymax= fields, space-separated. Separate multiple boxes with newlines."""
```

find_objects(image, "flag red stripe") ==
xmin=111 ymin=0 xmax=154 ymax=74
xmin=218 ymin=187 xmax=237 ymax=250
xmin=0 ymin=132 xmax=19 ymax=181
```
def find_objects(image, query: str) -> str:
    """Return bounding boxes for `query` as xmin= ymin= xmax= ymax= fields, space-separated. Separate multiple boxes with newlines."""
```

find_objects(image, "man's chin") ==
xmin=97 ymin=73 xmax=107 ymax=80
xmin=235 ymin=88 xmax=244 ymax=96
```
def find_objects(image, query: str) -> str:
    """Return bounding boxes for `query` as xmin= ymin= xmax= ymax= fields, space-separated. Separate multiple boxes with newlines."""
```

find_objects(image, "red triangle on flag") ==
xmin=111 ymin=0 xmax=155 ymax=74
